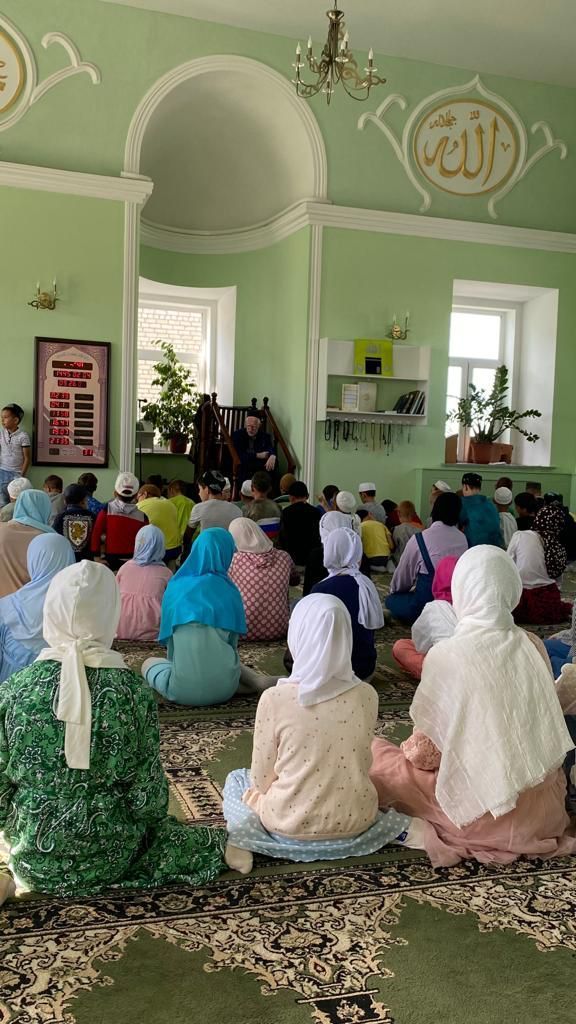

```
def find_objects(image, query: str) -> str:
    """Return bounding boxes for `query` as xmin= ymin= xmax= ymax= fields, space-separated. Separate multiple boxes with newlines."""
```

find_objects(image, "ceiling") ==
xmin=100 ymin=0 xmax=576 ymax=89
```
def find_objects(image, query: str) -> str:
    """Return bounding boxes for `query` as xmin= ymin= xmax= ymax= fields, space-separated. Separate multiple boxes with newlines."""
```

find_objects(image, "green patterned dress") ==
xmin=0 ymin=661 xmax=226 ymax=896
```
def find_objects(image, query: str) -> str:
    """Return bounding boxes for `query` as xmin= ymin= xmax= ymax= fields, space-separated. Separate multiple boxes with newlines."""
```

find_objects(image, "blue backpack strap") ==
xmin=415 ymin=530 xmax=435 ymax=578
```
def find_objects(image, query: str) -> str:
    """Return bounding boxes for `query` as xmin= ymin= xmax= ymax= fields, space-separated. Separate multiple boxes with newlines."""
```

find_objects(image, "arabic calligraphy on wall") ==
xmin=0 ymin=14 xmax=100 ymax=133
xmin=0 ymin=28 xmax=25 ymax=115
xmin=413 ymin=100 xmax=517 ymax=197
xmin=358 ymin=75 xmax=567 ymax=220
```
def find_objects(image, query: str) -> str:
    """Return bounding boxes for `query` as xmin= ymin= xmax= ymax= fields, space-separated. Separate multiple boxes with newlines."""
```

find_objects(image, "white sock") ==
xmin=224 ymin=844 xmax=253 ymax=875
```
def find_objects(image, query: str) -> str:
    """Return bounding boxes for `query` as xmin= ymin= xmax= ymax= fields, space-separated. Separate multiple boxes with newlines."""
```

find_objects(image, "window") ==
xmin=137 ymin=303 xmax=209 ymax=412
xmin=445 ymin=306 xmax=511 ymax=459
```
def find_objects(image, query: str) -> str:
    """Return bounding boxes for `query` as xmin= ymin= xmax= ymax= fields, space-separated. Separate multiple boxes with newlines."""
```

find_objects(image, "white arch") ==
xmin=124 ymin=54 xmax=327 ymax=200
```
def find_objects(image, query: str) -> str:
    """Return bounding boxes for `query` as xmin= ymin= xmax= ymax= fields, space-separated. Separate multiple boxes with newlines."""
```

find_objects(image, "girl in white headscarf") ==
xmin=303 ymin=511 xmax=371 ymax=596
xmin=228 ymin=517 xmax=294 ymax=641
xmin=310 ymin=527 xmax=384 ymax=680
xmin=0 ymin=560 xmax=225 ymax=899
xmin=370 ymin=546 xmax=576 ymax=867
xmin=222 ymin=594 xmax=409 ymax=874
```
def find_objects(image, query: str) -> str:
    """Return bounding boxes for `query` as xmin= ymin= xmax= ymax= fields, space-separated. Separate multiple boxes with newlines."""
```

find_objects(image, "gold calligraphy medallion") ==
xmin=413 ymin=99 xmax=518 ymax=197
xmin=0 ymin=28 xmax=26 ymax=116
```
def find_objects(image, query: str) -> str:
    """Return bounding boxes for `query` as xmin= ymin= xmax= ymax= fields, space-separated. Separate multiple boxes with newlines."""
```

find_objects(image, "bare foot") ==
xmin=224 ymin=844 xmax=253 ymax=875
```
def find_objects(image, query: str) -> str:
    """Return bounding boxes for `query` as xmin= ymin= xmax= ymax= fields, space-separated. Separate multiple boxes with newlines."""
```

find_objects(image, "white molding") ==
xmin=120 ymin=202 xmax=140 ymax=472
xmin=140 ymin=200 xmax=325 ymax=254
xmin=303 ymin=224 xmax=323 ymax=489
xmin=141 ymin=198 xmax=576 ymax=256
xmin=124 ymin=54 xmax=328 ymax=204
xmin=0 ymin=160 xmax=153 ymax=203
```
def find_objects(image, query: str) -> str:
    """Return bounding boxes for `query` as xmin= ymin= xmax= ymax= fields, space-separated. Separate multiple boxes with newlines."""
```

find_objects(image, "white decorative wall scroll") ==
xmin=0 ymin=14 xmax=100 ymax=133
xmin=358 ymin=75 xmax=567 ymax=219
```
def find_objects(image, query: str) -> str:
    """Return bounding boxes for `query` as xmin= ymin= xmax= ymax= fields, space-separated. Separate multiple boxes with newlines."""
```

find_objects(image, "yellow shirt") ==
xmin=169 ymin=494 xmax=195 ymax=541
xmin=360 ymin=519 xmax=393 ymax=558
xmin=137 ymin=497 xmax=181 ymax=551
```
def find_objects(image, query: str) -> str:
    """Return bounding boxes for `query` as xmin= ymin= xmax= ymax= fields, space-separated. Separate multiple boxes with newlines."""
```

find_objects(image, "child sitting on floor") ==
xmin=494 ymin=486 xmax=517 ymax=547
xmin=0 ymin=476 xmax=32 ymax=523
xmin=53 ymin=484 xmax=95 ymax=562
xmin=222 ymin=594 xmax=409 ymax=874
xmin=391 ymin=501 xmax=423 ymax=564
xmin=392 ymin=556 xmax=459 ymax=680
xmin=43 ymin=475 xmax=65 ymax=525
xmin=357 ymin=508 xmax=394 ymax=572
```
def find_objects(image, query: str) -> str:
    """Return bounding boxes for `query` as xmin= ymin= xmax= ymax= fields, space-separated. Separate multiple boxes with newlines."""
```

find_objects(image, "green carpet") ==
xmin=2 ymin=570 xmax=576 ymax=1024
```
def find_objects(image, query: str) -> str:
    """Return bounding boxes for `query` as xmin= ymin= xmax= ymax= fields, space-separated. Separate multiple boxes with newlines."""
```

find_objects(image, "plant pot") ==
xmin=468 ymin=441 xmax=513 ymax=465
xmin=169 ymin=434 xmax=188 ymax=454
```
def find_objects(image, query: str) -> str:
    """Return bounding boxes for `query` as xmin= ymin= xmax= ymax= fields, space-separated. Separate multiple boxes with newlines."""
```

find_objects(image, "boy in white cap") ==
xmin=90 ymin=471 xmax=147 ymax=569
xmin=357 ymin=482 xmax=388 ymax=525
xmin=0 ymin=476 xmax=32 ymax=523
xmin=494 ymin=486 xmax=518 ymax=547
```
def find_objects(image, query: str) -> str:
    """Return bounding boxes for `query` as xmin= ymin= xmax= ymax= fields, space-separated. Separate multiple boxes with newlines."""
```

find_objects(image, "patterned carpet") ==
xmin=2 ymin=572 xmax=576 ymax=1024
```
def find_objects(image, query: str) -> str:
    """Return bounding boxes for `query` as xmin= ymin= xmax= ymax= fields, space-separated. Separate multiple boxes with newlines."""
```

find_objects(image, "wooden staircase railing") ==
xmin=195 ymin=394 xmax=298 ymax=498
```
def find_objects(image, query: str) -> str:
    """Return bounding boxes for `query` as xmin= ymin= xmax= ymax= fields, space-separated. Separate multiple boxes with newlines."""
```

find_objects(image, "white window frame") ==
xmin=137 ymin=297 xmax=215 ymax=406
xmin=447 ymin=302 xmax=520 ymax=462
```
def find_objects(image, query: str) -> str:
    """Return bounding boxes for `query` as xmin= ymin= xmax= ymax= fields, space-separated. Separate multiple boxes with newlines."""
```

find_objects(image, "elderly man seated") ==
xmin=232 ymin=412 xmax=276 ymax=485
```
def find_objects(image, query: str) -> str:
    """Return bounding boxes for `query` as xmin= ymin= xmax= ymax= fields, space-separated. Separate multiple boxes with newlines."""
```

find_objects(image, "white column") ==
xmin=119 ymin=200 xmax=141 ymax=472
xmin=302 ymin=223 xmax=323 ymax=489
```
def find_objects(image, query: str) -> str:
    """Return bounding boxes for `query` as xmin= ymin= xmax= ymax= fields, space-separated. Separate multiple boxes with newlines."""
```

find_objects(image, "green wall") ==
xmin=0 ymin=186 xmax=125 ymax=496
xmin=141 ymin=229 xmax=311 ymax=471
xmin=2 ymin=0 xmax=576 ymax=231
xmin=316 ymin=227 xmax=576 ymax=513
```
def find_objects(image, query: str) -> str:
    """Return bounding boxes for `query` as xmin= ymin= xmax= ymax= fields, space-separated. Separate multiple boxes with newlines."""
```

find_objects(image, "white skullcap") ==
xmin=494 ymin=486 xmax=513 ymax=505
xmin=241 ymin=479 xmax=253 ymax=497
xmin=8 ymin=477 xmax=32 ymax=500
xmin=336 ymin=490 xmax=357 ymax=514
xmin=115 ymin=471 xmax=140 ymax=497
xmin=433 ymin=480 xmax=452 ymax=493
xmin=358 ymin=482 xmax=377 ymax=492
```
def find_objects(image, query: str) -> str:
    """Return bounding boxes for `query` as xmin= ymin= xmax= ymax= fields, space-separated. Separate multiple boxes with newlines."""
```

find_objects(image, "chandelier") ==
xmin=292 ymin=4 xmax=386 ymax=105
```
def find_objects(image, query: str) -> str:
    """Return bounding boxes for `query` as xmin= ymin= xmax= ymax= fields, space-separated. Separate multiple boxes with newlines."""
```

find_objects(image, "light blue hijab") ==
xmin=0 ymin=533 xmax=75 ymax=645
xmin=133 ymin=525 xmax=166 ymax=566
xmin=13 ymin=490 xmax=54 ymax=533
xmin=158 ymin=528 xmax=246 ymax=643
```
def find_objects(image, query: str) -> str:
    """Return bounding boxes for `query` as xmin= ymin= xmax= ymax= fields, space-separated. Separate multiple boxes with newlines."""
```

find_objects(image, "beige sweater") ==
xmin=243 ymin=682 xmax=379 ymax=839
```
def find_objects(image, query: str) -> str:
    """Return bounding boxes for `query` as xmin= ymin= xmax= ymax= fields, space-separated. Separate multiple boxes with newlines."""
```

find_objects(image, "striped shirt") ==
xmin=0 ymin=427 xmax=30 ymax=472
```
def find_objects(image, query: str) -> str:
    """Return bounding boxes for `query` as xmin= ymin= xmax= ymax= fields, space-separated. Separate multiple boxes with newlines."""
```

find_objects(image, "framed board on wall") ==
xmin=33 ymin=338 xmax=110 ymax=467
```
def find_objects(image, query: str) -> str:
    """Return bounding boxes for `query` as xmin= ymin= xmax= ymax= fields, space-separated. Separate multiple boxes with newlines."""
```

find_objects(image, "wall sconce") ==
xmin=29 ymin=280 xmax=59 ymax=311
xmin=390 ymin=310 xmax=410 ymax=340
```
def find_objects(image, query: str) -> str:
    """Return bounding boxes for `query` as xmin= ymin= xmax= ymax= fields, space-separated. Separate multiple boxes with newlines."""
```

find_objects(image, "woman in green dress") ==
xmin=0 ymin=560 xmax=225 ymax=900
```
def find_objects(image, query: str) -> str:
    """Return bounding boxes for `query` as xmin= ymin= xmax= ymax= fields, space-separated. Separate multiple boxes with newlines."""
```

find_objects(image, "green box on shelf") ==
xmin=353 ymin=338 xmax=393 ymax=376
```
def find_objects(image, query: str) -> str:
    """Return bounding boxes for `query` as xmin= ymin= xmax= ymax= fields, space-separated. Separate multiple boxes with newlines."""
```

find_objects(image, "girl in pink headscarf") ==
xmin=392 ymin=556 xmax=459 ymax=680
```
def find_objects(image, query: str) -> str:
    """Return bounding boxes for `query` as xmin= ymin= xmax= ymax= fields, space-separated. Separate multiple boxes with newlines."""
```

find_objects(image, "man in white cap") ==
xmin=357 ymin=482 xmax=388 ymax=525
xmin=91 ymin=471 xmax=147 ymax=569
xmin=494 ymin=485 xmax=517 ymax=547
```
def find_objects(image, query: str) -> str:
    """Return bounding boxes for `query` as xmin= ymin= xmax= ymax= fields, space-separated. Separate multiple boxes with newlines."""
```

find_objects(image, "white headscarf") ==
xmin=411 ymin=602 xmax=457 ymax=654
xmin=229 ymin=516 xmax=272 ymax=554
xmin=411 ymin=546 xmax=573 ymax=828
xmin=322 ymin=528 xmax=384 ymax=630
xmin=279 ymin=593 xmax=360 ymax=706
xmin=320 ymin=509 xmax=361 ymax=540
xmin=36 ymin=561 xmax=126 ymax=770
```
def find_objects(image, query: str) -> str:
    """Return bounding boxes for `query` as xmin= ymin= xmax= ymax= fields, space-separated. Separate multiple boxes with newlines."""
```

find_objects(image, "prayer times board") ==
xmin=33 ymin=338 xmax=110 ymax=467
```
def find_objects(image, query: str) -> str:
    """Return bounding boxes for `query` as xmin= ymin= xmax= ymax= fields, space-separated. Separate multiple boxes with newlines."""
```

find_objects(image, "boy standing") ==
xmin=494 ymin=486 xmax=518 ymax=547
xmin=0 ymin=404 xmax=30 ymax=507
xmin=357 ymin=482 xmax=388 ymax=525
xmin=459 ymin=472 xmax=504 ymax=548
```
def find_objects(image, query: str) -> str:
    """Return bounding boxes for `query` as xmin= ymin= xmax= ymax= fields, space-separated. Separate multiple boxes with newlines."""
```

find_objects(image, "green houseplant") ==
xmin=140 ymin=341 xmax=200 ymax=454
xmin=448 ymin=365 xmax=541 ymax=464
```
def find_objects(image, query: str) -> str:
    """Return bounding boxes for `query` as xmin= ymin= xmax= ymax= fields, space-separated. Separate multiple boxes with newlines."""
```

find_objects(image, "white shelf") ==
xmin=326 ymin=409 xmax=425 ymax=423
xmin=318 ymin=338 xmax=431 ymax=426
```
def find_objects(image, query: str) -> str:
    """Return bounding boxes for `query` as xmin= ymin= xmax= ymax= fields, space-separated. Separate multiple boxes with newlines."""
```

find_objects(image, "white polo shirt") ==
xmin=0 ymin=427 xmax=30 ymax=472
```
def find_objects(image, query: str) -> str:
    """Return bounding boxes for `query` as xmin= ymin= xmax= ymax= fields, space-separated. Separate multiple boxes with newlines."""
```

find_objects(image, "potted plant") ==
xmin=140 ymin=340 xmax=200 ymax=454
xmin=448 ymin=365 xmax=541 ymax=465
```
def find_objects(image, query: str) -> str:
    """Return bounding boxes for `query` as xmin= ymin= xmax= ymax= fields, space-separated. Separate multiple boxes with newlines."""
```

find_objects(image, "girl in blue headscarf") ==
xmin=0 ymin=533 xmax=75 ymax=682
xmin=0 ymin=489 xmax=55 ymax=598
xmin=116 ymin=525 xmax=173 ymax=641
xmin=142 ymin=528 xmax=247 ymax=706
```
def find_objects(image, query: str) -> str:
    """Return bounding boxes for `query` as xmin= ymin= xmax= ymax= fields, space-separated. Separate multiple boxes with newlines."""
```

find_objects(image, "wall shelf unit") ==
xmin=317 ymin=339 xmax=431 ymax=426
